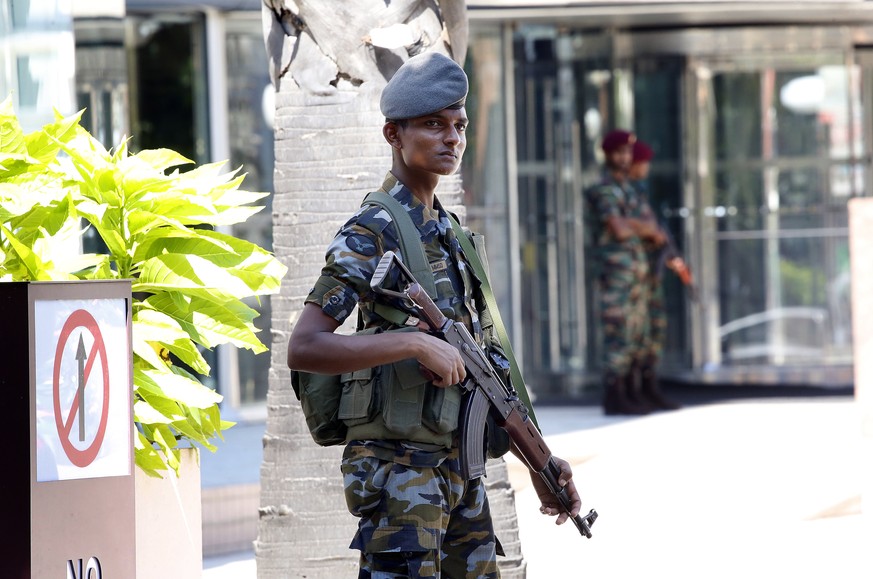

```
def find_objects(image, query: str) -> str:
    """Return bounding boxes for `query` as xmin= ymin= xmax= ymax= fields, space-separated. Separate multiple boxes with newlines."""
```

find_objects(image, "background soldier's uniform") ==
xmin=629 ymin=138 xmax=682 ymax=411
xmin=307 ymin=173 xmax=501 ymax=578
xmin=628 ymin=180 xmax=667 ymax=368
xmin=585 ymin=173 xmax=651 ymax=414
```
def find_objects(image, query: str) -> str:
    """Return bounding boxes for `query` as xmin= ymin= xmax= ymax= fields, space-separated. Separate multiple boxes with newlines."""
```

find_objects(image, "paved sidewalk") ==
xmin=204 ymin=396 xmax=870 ymax=578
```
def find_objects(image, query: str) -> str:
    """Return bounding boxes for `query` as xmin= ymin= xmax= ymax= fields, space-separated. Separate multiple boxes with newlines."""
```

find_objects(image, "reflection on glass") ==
xmin=226 ymin=18 xmax=276 ymax=406
xmin=709 ymin=64 xmax=857 ymax=367
xmin=16 ymin=55 xmax=39 ymax=106
xmin=718 ymin=237 xmax=851 ymax=365
xmin=128 ymin=13 xmax=208 ymax=163
xmin=714 ymin=72 xmax=762 ymax=161
xmin=461 ymin=27 xmax=512 ymax=332
xmin=715 ymin=169 xmax=765 ymax=232
xmin=0 ymin=0 xmax=75 ymax=132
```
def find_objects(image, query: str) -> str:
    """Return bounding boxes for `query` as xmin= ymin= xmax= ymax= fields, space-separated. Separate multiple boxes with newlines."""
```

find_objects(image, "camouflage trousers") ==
xmin=638 ymin=272 xmax=667 ymax=367
xmin=598 ymin=265 xmax=650 ymax=376
xmin=342 ymin=443 xmax=500 ymax=579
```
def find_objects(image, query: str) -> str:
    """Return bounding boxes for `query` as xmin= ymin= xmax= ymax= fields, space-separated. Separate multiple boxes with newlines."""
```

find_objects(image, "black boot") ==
xmin=602 ymin=372 xmax=651 ymax=416
xmin=627 ymin=363 xmax=656 ymax=413
xmin=639 ymin=365 xmax=681 ymax=411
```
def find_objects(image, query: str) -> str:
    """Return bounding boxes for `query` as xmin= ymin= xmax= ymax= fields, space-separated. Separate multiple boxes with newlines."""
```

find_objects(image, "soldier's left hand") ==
xmin=530 ymin=456 xmax=581 ymax=525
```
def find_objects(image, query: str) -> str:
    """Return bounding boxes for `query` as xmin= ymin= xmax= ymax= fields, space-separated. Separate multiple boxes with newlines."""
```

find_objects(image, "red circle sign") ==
xmin=52 ymin=309 xmax=110 ymax=467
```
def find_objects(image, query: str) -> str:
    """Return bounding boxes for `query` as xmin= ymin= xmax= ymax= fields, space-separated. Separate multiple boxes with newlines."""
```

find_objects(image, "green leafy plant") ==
xmin=0 ymin=97 xmax=287 ymax=477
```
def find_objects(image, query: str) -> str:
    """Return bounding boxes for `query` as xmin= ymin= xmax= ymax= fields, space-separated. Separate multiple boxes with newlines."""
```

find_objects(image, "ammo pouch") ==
xmin=380 ymin=356 xmax=462 ymax=437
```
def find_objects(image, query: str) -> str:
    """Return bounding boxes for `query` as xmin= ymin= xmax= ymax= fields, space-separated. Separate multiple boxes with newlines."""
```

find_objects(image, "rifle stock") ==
xmin=371 ymin=250 xmax=598 ymax=540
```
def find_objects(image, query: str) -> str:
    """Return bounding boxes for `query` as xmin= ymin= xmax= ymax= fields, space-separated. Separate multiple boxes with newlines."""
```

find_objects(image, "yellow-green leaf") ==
xmin=142 ymin=292 xmax=265 ymax=351
xmin=141 ymin=368 xmax=222 ymax=409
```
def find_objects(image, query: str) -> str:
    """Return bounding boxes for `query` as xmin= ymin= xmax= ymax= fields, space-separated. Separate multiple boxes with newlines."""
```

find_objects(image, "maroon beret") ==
xmin=601 ymin=129 xmax=636 ymax=153
xmin=633 ymin=140 xmax=654 ymax=163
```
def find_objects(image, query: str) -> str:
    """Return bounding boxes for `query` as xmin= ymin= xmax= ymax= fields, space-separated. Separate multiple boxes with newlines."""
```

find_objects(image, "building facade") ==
xmin=7 ymin=0 xmax=869 ymax=414
xmin=124 ymin=0 xmax=274 ymax=418
xmin=463 ymin=1 xmax=873 ymax=397
xmin=2 ymin=0 xmax=274 ymax=417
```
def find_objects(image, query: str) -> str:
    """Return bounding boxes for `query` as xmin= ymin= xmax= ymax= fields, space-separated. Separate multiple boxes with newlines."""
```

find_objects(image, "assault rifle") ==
xmin=372 ymin=250 xmax=598 ymax=540
xmin=655 ymin=222 xmax=696 ymax=300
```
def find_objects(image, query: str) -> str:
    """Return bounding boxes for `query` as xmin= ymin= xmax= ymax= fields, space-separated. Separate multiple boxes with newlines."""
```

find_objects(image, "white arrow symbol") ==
xmin=76 ymin=334 xmax=87 ymax=442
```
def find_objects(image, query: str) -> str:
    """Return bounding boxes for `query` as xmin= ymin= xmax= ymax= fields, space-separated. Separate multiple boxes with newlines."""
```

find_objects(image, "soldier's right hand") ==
xmin=413 ymin=331 xmax=466 ymax=387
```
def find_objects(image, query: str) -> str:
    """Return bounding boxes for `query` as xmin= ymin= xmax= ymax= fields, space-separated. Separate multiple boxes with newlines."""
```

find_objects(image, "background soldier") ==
xmin=628 ymin=139 xmax=681 ymax=411
xmin=585 ymin=130 xmax=662 ymax=415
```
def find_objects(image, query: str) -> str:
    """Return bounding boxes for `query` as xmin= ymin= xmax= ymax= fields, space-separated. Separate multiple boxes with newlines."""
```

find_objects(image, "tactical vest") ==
xmin=292 ymin=190 xmax=533 ymax=451
xmin=346 ymin=191 xmax=476 ymax=447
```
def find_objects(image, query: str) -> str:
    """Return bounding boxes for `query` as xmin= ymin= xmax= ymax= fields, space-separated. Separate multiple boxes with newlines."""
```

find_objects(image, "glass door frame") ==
xmin=684 ymin=47 xmax=865 ymax=381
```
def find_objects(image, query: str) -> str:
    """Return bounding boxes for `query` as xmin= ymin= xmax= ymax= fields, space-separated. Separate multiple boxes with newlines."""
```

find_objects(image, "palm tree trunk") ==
xmin=258 ymin=2 xmax=524 ymax=577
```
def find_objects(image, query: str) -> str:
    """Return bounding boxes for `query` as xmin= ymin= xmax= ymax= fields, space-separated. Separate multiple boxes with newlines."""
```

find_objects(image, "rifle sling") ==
xmin=363 ymin=191 xmax=437 ymax=298
xmin=447 ymin=215 xmax=540 ymax=429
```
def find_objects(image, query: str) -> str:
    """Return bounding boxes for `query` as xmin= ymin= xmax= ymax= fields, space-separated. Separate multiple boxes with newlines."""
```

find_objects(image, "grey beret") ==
xmin=380 ymin=52 xmax=468 ymax=120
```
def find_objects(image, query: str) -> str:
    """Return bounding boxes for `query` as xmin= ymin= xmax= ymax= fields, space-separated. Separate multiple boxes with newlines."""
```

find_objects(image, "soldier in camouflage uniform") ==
xmin=288 ymin=51 xmax=581 ymax=578
xmin=628 ymin=140 xmax=681 ymax=411
xmin=584 ymin=130 xmax=664 ymax=415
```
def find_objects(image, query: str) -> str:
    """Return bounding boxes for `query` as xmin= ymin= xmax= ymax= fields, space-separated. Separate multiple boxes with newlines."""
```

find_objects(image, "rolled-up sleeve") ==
xmin=586 ymin=185 xmax=622 ymax=224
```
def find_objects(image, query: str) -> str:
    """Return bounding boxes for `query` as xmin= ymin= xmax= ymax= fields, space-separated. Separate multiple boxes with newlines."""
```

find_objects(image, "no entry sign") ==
xmin=53 ymin=309 xmax=110 ymax=467
xmin=35 ymin=298 xmax=131 ymax=482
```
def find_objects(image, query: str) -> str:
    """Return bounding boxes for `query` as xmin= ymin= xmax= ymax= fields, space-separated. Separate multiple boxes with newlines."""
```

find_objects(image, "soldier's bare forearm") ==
xmin=287 ymin=303 xmax=453 ymax=376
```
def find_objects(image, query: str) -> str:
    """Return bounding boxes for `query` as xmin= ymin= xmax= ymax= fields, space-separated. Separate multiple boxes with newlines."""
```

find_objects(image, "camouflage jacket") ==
xmin=306 ymin=173 xmax=482 ymax=341
xmin=584 ymin=173 xmax=648 ymax=275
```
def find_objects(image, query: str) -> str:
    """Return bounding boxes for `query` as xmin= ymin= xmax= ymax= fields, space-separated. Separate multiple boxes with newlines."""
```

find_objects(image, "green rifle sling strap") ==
xmin=362 ymin=191 xmax=436 ymax=327
xmin=447 ymin=215 xmax=540 ymax=430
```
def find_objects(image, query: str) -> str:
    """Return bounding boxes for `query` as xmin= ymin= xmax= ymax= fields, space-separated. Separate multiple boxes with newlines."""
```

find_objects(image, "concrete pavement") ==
xmin=204 ymin=395 xmax=869 ymax=578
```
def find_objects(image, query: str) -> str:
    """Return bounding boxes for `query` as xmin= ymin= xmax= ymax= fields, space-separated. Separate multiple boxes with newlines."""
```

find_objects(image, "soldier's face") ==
xmin=629 ymin=160 xmax=650 ymax=180
xmin=395 ymin=107 xmax=468 ymax=175
xmin=607 ymin=144 xmax=633 ymax=173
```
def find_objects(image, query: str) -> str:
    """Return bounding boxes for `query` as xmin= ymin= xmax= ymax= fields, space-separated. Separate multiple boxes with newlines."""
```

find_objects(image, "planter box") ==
xmin=3 ymin=281 xmax=137 ymax=578
xmin=136 ymin=448 xmax=203 ymax=579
